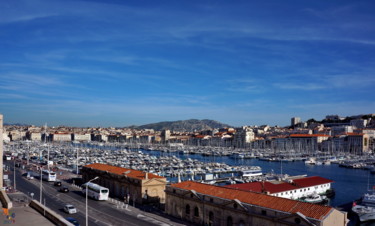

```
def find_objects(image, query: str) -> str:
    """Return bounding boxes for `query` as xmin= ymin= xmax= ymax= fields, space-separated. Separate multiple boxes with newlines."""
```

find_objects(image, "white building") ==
xmin=331 ymin=126 xmax=353 ymax=136
xmin=52 ymin=133 xmax=72 ymax=142
xmin=291 ymin=117 xmax=301 ymax=127
xmin=350 ymin=119 xmax=368 ymax=129
xmin=73 ymin=133 xmax=91 ymax=142
xmin=226 ymin=176 xmax=333 ymax=200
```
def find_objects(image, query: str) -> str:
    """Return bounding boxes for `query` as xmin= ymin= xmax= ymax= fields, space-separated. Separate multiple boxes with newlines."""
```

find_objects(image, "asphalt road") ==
xmin=6 ymin=161 xmax=168 ymax=226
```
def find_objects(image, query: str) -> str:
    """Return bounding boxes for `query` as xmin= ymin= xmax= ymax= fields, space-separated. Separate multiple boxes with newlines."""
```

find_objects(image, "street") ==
xmin=6 ymin=161 xmax=171 ymax=226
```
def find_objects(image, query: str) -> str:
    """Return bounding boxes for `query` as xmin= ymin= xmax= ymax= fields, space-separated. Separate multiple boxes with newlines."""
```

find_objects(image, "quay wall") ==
xmin=29 ymin=200 xmax=73 ymax=226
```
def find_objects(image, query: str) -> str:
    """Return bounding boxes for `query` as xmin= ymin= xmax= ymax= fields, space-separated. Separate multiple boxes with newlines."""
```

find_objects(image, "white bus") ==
xmin=42 ymin=170 xmax=57 ymax=182
xmin=82 ymin=182 xmax=109 ymax=201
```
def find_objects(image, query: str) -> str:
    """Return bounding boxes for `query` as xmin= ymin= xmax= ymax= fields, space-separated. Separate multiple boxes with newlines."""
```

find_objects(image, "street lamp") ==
xmin=13 ymin=159 xmax=16 ymax=191
xmin=86 ymin=176 xmax=99 ymax=226
xmin=40 ymin=166 xmax=43 ymax=203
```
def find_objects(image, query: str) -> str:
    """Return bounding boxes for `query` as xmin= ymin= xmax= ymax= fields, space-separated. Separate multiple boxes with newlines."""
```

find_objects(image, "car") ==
xmin=64 ymin=204 xmax=77 ymax=214
xmin=54 ymin=181 xmax=62 ymax=186
xmin=59 ymin=187 xmax=69 ymax=193
xmin=65 ymin=217 xmax=80 ymax=226
xmin=25 ymin=172 xmax=34 ymax=180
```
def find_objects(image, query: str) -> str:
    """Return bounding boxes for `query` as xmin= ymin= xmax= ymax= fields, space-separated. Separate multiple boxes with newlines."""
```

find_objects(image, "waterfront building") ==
xmin=225 ymin=176 xmax=333 ymax=200
xmin=73 ymin=133 xmax=91 ymax=142
xmin=81 ymin=163 xmax=167 ymax=204
xmin=233 ymin=126 xmax=255 ymax=148
xmin=161 ymin=129 xmax=171 ymax=143
xmin=139 ymin=135 xmax=153 ymax=143
xmin=347 ymin=133 xmax=370 ymax=154
xmin=51 ymin=133 xmax=72 ymax=142
xmin=331 ymin=126 xmax=354 ymax=136
xmin=27 ymin=132 xmax=42 ymax=141
xmin=166 ymin=181 xmax=347 ymax=226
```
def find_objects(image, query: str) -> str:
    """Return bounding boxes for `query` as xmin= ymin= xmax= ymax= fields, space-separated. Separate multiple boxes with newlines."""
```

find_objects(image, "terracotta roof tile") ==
xmin=293 ymin=176 xmax=333 ymax=187
xmin=171 ymin=181 xmax=332 ymax=220
xmin=290 ymin=134 xmax=330 ymax=138
xmin=225 ymin=176 xmax=333 ymax=194
xmin=84 ymin=163 xmax=164 ymax=180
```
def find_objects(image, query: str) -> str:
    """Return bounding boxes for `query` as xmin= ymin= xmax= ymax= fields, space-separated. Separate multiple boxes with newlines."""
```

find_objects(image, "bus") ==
xmin=82 ymin=182 xmax=109 ymax=201
xmin=42 ymin=170 xmax=57 ymax=182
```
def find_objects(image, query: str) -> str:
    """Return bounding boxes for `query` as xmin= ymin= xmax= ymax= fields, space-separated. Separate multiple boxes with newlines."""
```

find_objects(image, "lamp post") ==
xmin=86 ymin=176 xmax=99 ymax=226
xmin=13 ymin=159 xmax=16 ymax=191
xmin=40 ymin=166 xmax=43 ymax=203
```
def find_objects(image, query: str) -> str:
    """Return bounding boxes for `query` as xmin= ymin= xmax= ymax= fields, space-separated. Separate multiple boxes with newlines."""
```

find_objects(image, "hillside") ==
xmin=136 ymin=119 xmax=231 ymax=132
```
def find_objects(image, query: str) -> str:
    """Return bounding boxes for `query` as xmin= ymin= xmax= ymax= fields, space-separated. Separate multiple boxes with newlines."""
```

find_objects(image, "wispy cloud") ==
xmin=274 ymin=83 xmax=326 ymax=91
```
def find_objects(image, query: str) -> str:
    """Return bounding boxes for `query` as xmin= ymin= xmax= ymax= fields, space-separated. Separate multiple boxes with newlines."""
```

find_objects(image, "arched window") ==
xmin=239 ymin=220 xmax=245 ymax=226
xmin=194 ymin=207 xmax=199 ymax=217
xmin=208 ymin=211 xmax=214 ymax=226
xmin=186 ymin=204 xmax=190 ymax=215
xmin=227 ymin=216 xmax=233 ymax=226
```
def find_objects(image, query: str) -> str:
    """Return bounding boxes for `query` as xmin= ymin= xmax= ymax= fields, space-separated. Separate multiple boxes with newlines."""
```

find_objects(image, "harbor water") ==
xmin=142 ymin=149 xmax=372 ymax=208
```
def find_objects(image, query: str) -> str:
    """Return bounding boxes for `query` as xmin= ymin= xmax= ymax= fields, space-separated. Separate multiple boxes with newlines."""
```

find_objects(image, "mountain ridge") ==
xmin=134 ymin=119 xmax=231 ymax=132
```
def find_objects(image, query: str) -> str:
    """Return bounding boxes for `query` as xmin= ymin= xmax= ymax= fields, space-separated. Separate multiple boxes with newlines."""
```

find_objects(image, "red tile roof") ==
xmin=84 ymin=163 xmax=164 ymax=180
xmin=225 ymin=176 xmax=333 ymax=194
xmin=292 ymin=176 xmax=333 ymax=188
xmin=290 ymin=134 xmax=330 ymax=138
xmin=171 ymin=181 xmax=332 ymax=220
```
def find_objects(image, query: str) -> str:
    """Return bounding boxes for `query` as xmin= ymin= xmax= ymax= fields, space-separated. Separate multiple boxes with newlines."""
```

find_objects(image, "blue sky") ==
xmin=0 ymin=0 xmax=374 ymax=127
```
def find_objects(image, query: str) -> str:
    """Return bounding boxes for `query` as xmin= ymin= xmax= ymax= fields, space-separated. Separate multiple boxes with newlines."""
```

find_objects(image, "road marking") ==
xmin=137 ymin=214 xmax=171 ymax=226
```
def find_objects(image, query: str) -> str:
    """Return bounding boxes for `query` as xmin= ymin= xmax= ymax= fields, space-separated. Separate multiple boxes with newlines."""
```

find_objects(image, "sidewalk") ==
xmin=1 ymin=192 xmax=54 ymax=226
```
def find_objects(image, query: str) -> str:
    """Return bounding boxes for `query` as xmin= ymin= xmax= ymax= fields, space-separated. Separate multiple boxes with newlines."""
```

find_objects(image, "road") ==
xmin=6 ymin=161 xmax=171 ymax=226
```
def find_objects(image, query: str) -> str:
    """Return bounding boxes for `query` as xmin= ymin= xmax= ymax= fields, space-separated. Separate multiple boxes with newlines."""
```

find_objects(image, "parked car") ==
xmin=64 ymin=204 xmax=77 ymax=214
xmin=65 ymin=217 xmax=80 ymax=226
xmin=59 ymin=187 xmax=69 ymax=193
xmin=54 ymin=181 xmax=62 ymax=186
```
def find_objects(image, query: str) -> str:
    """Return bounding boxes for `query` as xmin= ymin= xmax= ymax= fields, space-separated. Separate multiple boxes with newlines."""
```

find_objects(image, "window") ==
xmin=209 ymin=212 xmax=214 ymax=226
xmin=295 ymin=218 xmax=301 ymax=224
xmin=210 ymin=198 xmax=213 ymax=203
xmin=186 ymin=204 xmax=190 ymax=215
xmin=190 ymin=194 xmax=193 ymax=198
xmin=233 ymin=203 xmax=238 ymax=209
xmin=173 ymin=189 xmax=176 ymax=193
xmin=261 ymin=210 xmax=267 ymax=216
xmin=239 ymin=220 xmax=245 ymax=226
xmin=227 ymin=216 xmax=233 ymax=226
xmin=194 ymin=207 xmax=199 ymax=217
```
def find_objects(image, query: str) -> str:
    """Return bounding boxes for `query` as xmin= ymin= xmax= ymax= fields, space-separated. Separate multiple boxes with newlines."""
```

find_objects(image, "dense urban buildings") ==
xmin=3 ymin=114 xmax=375 ymax=155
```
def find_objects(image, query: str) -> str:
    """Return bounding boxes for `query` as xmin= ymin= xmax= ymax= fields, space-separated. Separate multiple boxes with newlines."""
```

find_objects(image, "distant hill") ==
xmin=135 ymin=119 xmax=231 ymax=132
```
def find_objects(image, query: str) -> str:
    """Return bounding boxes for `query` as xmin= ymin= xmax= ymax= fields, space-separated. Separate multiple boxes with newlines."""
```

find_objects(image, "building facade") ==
xmin=81 ymin=163 xmax=167 ymax=204
xmin=166 ymin=181 xmax=347 ymax=226
xmin=52 ymin=133 xmax=72 ymax=142
xmin=291 ymin=117 xmax=301 ymax=127
xmin=225 ymin=176 xmax=333 ymax=200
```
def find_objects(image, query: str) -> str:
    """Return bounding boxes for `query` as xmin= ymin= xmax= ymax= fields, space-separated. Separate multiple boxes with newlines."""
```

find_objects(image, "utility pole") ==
xmin=13 ymin=159 xmax=16 ymax=191
xmin=40 ymin=166 xmax=43 ymax=203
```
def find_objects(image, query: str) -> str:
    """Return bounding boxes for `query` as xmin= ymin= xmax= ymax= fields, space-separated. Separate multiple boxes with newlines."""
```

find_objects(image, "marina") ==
xmin=4 ymin=140 xmax=375 ymax=209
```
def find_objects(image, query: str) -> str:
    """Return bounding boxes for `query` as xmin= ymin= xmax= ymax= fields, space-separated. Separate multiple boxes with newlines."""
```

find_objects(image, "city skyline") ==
xmin=1 ymin=0 xmax=374 ymax=127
